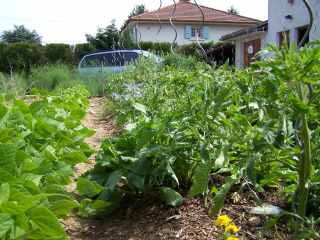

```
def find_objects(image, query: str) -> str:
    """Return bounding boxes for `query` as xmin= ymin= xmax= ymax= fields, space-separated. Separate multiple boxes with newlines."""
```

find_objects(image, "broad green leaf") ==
xmin=215 ymin=151 xmax=225 ymax=169
xmin=127 ymin=173 xmax=145 ymax=190
xmin=0 ymin=183 xmax=10 ymax=205
xmin=50 ymin=199 xmax=79 ymax=217
xmin=0 ymin=168 xmax=14 ymax=182
xmin=0 ymin=213 xmax=13 ymax=238
xmin=188 ymin=161 xmax=211 ymax=197
xmin=160 ymin=187 xmax=183 ymax=207
xmin=124 ymin=123 xmax=137 ymax=132
xmin=78 ymin=199 xmax=111 ymax=218
xmin=133 ymin=103 xmax=147 ymax=114
xmin=210 ymin=177 xmax=236 ymax=216
xmin=0 ymin=143 xmax=17 ymax=174
xmin=105 ymin=170 xmax=123 ymax=191
xmin=29 ymin=206 xmax=66 ymax=238
xmin=77 ymin=177 xmax=103 ymax=198
xmin=0 ymin=103 xmax=7 ymax=120
xmin=63 ymin=149 xmax=88 ymax=165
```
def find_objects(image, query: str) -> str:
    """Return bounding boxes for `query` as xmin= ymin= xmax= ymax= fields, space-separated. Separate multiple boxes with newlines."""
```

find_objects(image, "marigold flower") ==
xmin=214 ymin=215 xmax=232 ymax=227
xmin=225 ymin=223 xmax=240 ymax=234
xmin=226 ymin=236 xmax=239 ymax=240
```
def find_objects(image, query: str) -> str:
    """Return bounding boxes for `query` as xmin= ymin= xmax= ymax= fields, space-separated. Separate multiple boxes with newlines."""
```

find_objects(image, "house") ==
xmin=221 ymin=0 xmax=320 ymax=68
xmin=124 ymin=0 xmax=262 ymax=46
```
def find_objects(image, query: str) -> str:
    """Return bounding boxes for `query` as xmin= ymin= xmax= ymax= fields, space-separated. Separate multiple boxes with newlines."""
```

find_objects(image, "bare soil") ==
xmin=63 ymin=97 xmax=287 ymax=240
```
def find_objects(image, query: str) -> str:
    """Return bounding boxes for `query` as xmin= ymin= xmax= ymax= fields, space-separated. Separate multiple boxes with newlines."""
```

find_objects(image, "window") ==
xmin=191 ymin=27 xmax=204 ymax=39
xmin=278 ymin=31 xmax=290 ymax=47
xmin=185 ymin=25 xmax=209 ymax=40
xmin=81 ymin=52 xmax=140 ymax=68
xmin=297 ymin=25 xmax=309 ymax=47
xmin=102 ymin=52 xmax=140 ymax=67
xmin=123 ymin=52 xmax=139 ymax=64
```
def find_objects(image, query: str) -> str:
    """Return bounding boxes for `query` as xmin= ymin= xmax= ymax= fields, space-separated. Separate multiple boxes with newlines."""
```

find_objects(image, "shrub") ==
xmin=139 ymin=41 xmax=172 ymax=54
xmin=44 ymin=43 xmax=74 ymax=65
xmin=74 ymin=43 xmax=96 ymax=63
xmin=0 ymin=42 xmax=45 ymax=73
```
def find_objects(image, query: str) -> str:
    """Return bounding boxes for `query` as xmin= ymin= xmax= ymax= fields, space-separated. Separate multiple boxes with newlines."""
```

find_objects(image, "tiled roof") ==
xmin=130 ymin=1 xmax=262 ymax=25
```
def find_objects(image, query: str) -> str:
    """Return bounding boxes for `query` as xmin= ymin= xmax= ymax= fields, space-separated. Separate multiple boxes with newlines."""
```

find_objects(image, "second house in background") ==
xmin=221 ymin=0 xmax=320 ymax=68
xmin=124 ymin=0 xmax=262 ymax=45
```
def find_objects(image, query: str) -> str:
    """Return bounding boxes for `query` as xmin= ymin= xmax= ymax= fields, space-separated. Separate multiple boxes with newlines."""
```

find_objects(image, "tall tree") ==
xmin=129 ymin=4 xmax=145 ymax=18
xmin=86 ymin=20 xmax=120 ymax=50
xmin=227 ymin=6 xmax=239 ymax=15
xmin=0 ymin=25 xmax=41 ymax=44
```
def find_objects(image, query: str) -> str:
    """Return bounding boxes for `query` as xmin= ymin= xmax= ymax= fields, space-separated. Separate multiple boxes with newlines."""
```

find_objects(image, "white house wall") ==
xmin=233 ymin=0 xmax=320 ymax=68
xmin=133 ymin=23 xmax=251 ymax=45
xmin=266 ymin=0 xmax=320 ymax=45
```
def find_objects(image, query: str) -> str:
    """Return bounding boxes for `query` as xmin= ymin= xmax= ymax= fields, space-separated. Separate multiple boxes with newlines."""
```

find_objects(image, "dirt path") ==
xmin=75 ymin=97 xmax=118 ymax=177
xmin=66 ymin=97 xmax=117 ymax=193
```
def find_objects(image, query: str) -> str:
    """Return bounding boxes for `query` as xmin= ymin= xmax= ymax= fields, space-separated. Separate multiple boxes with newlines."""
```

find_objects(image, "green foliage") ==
xmin=29 ymin=64 xmax=77 ymax=90
xmin=0 ymin=43 xmax=94 ymax=74
xmin=0 ymin=85 xmax=93 ymax=239
xmin=0 ymin=42 xmax=45 ymax=73
xmin=0 ymin=25 xmax=41 ymax=44
xmin=74 ymin=43 xmax=96 ymax=63
xmin=0 ymin=64 xmax=109 ymax=97
xmin=44 ymin=43 xmax=74 ymax=64
xmin=139 ymin=42 xmax=172 ymax=54
xmin=86 ymin=21 xmax=120 ymax=50
xmin=0 ymin=73 xmax=28 ymax=97
xmin=160 ymin=187 xmax=184 ymax=207
xmin=77 ymin=41 xmax=320 ymax=237
xmin=128 ymin=4 xmax=145 ymax=18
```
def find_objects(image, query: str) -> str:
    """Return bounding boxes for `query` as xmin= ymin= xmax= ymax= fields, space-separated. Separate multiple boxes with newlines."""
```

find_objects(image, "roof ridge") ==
xmin=191 ymin=2 xmax=263 ymax=22
xmin=130 ymin=1 xmax=263 ymax=23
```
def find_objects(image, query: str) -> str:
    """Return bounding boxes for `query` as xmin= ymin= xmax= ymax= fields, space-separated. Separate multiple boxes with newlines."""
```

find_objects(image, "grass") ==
xmin=0 ymin=64 xmax=109 ymax=97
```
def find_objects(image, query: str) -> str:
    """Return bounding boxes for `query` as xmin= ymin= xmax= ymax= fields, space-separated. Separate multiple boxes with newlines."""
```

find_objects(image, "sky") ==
xmin=0 ymin=0 xmax=268 ymax=44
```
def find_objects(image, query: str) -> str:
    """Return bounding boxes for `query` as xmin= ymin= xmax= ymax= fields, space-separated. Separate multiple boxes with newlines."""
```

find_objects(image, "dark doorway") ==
xmin=206 ymin=42 xmax=235 ymax=66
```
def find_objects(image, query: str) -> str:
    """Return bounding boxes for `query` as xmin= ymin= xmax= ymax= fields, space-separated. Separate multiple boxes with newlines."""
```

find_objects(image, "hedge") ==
xmin=74 ymin=43 xmax=96 ymax=64
xmin=0 ymin=43 xmax=97 ymax=73
xmin=137 ymin=41 xmax=234 ymax=65
xmin=0 ymin=42 xmax=45 ymax=73
xmin=0 ymin=41 xmax=235 ymax=73
xmin=139 ymin=42 xmax=172 ymax=54
xmin=44 ymin=44 xmax=74 ymax=64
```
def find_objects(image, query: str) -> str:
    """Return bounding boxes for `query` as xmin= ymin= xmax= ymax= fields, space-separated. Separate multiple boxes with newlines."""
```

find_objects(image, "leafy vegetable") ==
xmin=0 ymin=85 xmax=93 ymax=239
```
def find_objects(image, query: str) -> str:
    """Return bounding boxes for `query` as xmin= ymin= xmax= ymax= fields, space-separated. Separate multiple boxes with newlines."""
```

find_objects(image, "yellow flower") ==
xmin=225 ymin=223 xmax=240 ymax=234
xmin=214 ymin=215 xmax=232 ymax=227
xmin=226 ymin=236 xmax=239 ymax=240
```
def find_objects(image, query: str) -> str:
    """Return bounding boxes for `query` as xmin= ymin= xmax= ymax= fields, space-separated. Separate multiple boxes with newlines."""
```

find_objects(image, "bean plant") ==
xmin=78 ymin=43 xmax=320 ymax=237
